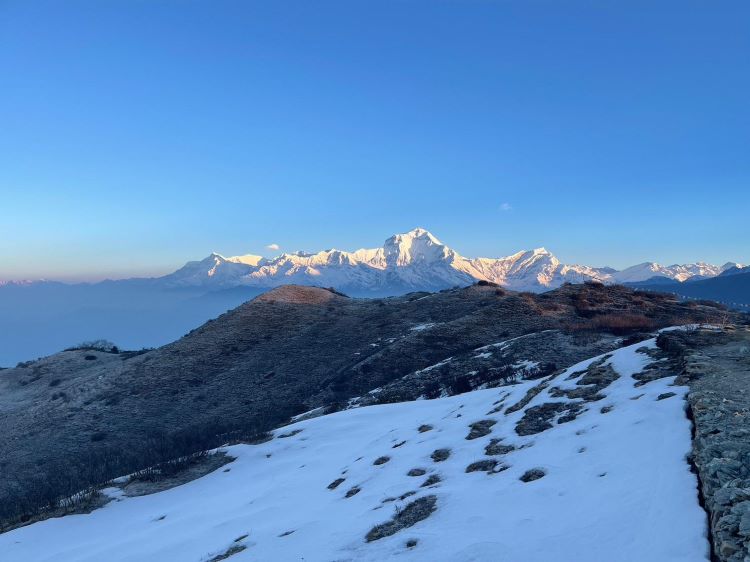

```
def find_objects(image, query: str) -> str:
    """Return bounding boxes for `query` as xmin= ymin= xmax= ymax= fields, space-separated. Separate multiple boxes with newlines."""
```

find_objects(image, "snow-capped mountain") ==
xmin=157 ymin=228 xmax=738 ymax=295
xmin=453 ymin=247 xmax=613 ymax=291
xmin=160 ymin=253 xmax=264 ymax=288
xmin=161 ymin=229 xmax=474 ymax=294
xmin=717 ymin=264 xmax=749 ymax=277
xmin=610 ymin=262 xmax=735 ymax=284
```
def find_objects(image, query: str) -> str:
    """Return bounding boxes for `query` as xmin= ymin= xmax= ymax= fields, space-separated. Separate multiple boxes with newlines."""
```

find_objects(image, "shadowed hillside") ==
xmin=0 ymin=282 xmax=733 ymax=527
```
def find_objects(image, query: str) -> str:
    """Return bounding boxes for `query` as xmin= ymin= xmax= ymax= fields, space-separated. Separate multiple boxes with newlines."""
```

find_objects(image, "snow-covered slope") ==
xmin=153 ymin=228 xmax=736 ymax=294
xmin=0 ymin=339 xmax=709 ymax=562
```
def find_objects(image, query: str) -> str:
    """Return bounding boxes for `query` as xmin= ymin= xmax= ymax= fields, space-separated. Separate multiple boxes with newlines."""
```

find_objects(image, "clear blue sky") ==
xmin=1 ymin=1 xmax=748 ymax=281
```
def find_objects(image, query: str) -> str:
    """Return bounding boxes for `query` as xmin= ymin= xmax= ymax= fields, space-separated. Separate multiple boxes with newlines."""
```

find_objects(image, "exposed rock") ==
xmin=421 ymin=474 xmax=441 ymax=487
xmin=466 ymin=459 xmax=500 ymax=473
xmin=327 ymin=478 xmax=345 ymax=490
xmin=520 ymin=468 xmax=546 ymax=482
xmin=549 ymin=359 xmax=618 ymax=402
xmin=430 ymin=448 xmax=451 ymax=462
xmin=277 ymin=429 xmax=303 ymax=439
xmin=516 ymin=402 xmax=583 ymax=436
xmin=407 ymin=468 xmax=427 ymax=477
xmin=373 ymin=456 xmax=390 ymax=465
xmin=208 ymin=544 xmax=247 ymax=562
xmin=683 ymin=328 xmax=750 ymax=562
xmin=365 ymin=495 xmax=437 ymax=542
xmin=466 ymin=419 xmax=496 ymax=440
xmin=505 ymin=380 xmax=550 ymax=415
xmin=484 ymin=438 xmax=515 ymax=456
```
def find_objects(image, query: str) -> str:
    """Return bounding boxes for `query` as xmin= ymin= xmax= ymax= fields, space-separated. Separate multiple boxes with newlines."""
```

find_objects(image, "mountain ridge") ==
xmin=133 ymin=228 xmax=745 ymax=295
xmin=4 ymin=228 xmax=742 ymax=295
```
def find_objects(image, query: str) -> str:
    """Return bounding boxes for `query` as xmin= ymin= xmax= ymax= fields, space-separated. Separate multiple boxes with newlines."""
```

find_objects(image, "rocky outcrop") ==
xmin=660 ymin=327 xmax=750 ymax=562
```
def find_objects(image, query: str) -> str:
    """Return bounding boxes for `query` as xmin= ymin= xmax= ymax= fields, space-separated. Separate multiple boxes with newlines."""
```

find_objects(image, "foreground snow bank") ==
xmin=0 ymin=340 xmax=708 ymax=562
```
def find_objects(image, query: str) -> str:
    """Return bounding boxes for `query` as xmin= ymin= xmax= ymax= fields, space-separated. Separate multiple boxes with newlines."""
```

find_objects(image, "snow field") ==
xmin=0 ymin=340 xmax=709 ymax=562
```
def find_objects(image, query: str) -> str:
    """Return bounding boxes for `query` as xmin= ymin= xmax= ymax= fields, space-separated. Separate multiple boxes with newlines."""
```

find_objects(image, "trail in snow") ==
xmin=0 ymin=340 xmax=709 ymax=562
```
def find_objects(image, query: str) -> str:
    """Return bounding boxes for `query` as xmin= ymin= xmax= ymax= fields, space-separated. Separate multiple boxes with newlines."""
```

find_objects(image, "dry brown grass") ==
xmin=255 ymin=285 xmax=348 ymax=305
xmin=563 ymin=314 xmax=659 ymax=336
xmin=590 ymin=314 xmax=658 ymax=334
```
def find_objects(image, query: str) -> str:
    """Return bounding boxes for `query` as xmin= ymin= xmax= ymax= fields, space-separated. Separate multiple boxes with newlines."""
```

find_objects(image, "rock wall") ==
xmin=664 ymin=327 xmax=750 ymax=562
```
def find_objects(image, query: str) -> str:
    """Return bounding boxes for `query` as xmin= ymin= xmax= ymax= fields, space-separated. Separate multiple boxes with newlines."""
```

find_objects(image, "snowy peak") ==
xmin=506 ymin=248 xmax=560 ymax=273
xmin=161 ymin=253 xmax=256 ymax=287
xmin=226 ymin=254 xmax=264 ymax=267
xmin=382 ymin=228 xmax=453 ymax=267
xmin=389 ymin=227 xmax=442 ymax=246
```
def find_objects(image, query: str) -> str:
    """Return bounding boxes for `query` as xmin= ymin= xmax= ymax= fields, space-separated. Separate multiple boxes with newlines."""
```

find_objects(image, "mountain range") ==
xmin=628 ymin=265 xmax=750 ymax=311
xmin=156 ymin=228 xmax=741 ymax=294
xmin=1 ymin=228 xmax=744 ymax=366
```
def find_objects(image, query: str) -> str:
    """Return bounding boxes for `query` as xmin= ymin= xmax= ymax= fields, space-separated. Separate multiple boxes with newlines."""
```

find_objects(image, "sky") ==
xmin=1 ymin=0 xmax=749 ymax=281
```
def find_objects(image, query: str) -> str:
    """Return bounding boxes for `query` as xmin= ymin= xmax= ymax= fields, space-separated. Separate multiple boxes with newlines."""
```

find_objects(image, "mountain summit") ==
xmin=382 ymin=228 xmax=450 ymax=266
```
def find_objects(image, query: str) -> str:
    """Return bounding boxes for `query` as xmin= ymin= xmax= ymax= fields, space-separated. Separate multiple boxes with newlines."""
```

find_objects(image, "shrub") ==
xmin=65 ymin=340 xmax=119 ymax=353
xmin=590 ymin=314 xmax=658 ymax=335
